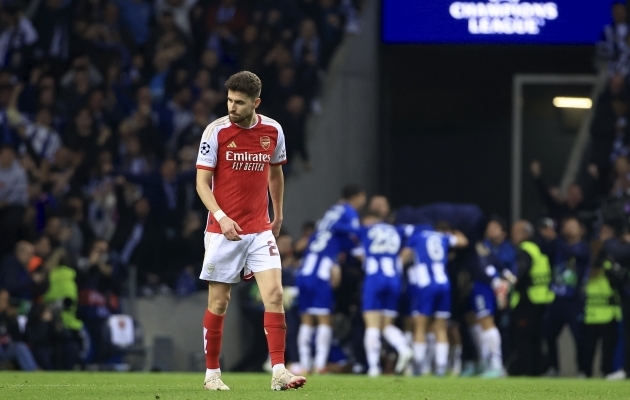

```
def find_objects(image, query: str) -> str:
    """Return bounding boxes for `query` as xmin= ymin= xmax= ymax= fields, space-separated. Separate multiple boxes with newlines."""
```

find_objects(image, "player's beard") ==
xmin=229 ymin=110 xmax=254 ymax=125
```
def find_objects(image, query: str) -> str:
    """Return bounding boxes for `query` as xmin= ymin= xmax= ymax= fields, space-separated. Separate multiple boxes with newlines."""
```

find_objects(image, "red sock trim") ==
xmin=203 ymin=309 xmax=224 ymax=369
xmin=264 ymin=312 xmax=286 ymax=367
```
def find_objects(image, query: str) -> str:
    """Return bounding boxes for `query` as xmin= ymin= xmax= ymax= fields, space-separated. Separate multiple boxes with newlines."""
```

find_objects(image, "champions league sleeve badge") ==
xmin=200 ymin=142 xmax=211 ymax=155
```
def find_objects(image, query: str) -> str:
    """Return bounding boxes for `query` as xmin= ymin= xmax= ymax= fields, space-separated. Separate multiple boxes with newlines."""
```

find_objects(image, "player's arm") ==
xmin=449 ymin=230 xmax=469 ymax=248
xmin=268 ymin=165 xmax=284 ymax=237
xmin=196 ymin=168 xmax=242 ymax=241
xmin=400 ymin=247 xmax=414 ymax=265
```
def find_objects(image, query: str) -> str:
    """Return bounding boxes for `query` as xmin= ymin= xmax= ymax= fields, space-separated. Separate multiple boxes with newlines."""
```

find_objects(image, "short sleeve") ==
xmin=447 ymin=234 xmax=458 ymax=247
xmin=270 ymin=127 xmax=287 ymax=165
xmin=196 ymin=125 xmax=219 ymax=170
xmin=401 ymin=224 xmax=415 ymax=238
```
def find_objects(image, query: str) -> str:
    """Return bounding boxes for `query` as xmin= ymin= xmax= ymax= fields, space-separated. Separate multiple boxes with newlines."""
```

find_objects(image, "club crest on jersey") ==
xmin=260 ymin=136 xmax=271 ymax=150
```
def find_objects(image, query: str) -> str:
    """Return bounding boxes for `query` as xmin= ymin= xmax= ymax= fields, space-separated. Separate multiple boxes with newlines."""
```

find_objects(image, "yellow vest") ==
xmin=584 ymin=266 xmax=621 ymax=325
xmin=510 ymin=241 xmax=555 ymax=308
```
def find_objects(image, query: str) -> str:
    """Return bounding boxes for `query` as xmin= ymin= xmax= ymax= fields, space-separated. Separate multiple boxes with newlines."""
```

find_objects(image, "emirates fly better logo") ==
xmin=449 ymin=0 xmax=559 ymax=35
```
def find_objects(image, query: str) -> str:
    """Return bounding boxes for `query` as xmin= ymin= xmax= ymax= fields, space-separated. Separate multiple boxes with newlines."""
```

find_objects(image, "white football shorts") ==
xmin=199 ymin=230 xmax=281 ymax=283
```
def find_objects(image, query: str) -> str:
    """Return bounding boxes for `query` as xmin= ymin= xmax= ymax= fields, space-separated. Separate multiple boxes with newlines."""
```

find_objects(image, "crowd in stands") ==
xmin=0 ymin=0 xmax=361 ymax=370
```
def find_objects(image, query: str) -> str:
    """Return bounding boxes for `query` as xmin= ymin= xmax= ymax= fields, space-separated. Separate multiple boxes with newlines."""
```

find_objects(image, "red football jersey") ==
xmin=196 ymin=114 xmax=287 ymax=234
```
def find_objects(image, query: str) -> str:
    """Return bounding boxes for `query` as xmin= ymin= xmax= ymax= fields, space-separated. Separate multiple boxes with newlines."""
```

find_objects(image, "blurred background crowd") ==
xmin=0 ymin=0 xmax=361 ymax=370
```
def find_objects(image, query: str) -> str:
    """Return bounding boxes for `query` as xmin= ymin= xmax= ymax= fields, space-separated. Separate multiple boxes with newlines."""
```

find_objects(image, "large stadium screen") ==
xmin=382 ymin=0 xmax=611 ymax=45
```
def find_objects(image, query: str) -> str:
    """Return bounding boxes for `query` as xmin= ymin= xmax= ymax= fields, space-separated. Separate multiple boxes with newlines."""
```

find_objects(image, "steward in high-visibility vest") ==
xmin=584 ymin=261 xmax=621 ymax=325
xmin=507 ymin=220 xmax=552 ymax=376
xmin=581 ymin=258 xmax=622 ymax=377
xmin=510 ymin=241 xmax=555 ymax=309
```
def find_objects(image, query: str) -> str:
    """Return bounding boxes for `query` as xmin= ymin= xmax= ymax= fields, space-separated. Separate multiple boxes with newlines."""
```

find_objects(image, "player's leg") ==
xmin=296 ymin=276 xmax=315 ymax=373
xmin=199 ymin=233 xmax=245 ymax=391
xmin=479 ymin=315 xmax=503 ymax=377
xmin=362 ymin=276 xmax=383 ymax=376
xmin=297 ymin=313 xmax=315 ymax=373
xmin=433 ymin=285 xmax=452 ymax=377
xmin=433 ymin=318 xmax=449 ymax=376
xmin=475 ymin=284 xmax=503 ymax=377
xmin=381 ymin=277 xmax=412 ymax=374
xmin=363 ymin=311 xmax=383 ymax=376
xmin=411 ymin=285 xmax=432 ymax=374
xmin=404 ymin=317 xmax=414 ymax=346
xmin=250 ymin=232 xmax=305 ymax=390
xmin=473 ymin=282 xmax=503 ymax=378
xmin=204 ymin=282 xmax=231 ymax=373
xmin=448 ymin=322 xmax=463 ymax=376
xmin=313 ymin=313 xmax=333 ymax=374
xmin=412 ymin=314 xmax=429 ymax=374
xmin=311 ymin=260 xmax=336 ymax=374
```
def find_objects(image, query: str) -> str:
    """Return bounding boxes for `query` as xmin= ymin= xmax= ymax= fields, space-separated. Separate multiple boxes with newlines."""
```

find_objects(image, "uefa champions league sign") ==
xmin=382 ymin=0 xmax=609 ymax=44
xmin=449 ymin=0 xmax=558 ymax=35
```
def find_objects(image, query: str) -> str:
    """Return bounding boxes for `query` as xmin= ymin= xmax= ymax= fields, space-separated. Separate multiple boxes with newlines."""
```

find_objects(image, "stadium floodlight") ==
xmin=552 ymin=97 xmax=592 ymax=109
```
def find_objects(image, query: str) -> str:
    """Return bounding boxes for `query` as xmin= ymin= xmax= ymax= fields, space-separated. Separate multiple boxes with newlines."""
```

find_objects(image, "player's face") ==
xmin=227 ymin=90 xmax=260 ymax=124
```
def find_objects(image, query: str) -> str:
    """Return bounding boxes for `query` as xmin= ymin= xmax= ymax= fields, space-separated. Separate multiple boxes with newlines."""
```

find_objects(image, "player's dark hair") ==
xmin=361 ymin=210 xmax=382 ymax=221
xmin=434 ymin=220 xmax=452 ymax=232
xmin=341 ymin=184 xmax=364 ymax=200
xmin=224 ymin=71 xmax=262 ymax=99
xmin=488 ymin=214 xmax=508 ymax=233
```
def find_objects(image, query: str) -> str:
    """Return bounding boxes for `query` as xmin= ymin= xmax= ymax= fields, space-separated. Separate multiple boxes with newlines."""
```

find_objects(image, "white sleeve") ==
xmin=351 ymin=246 xmax=365 ymax=258
xmin=403 ymin=224 xmax=415 ymax=238
xmin=196 ymin=125 xmax=219 ymax=170
xmin=270 ymin=127 xmax=287 ymax=165
xmin=448 ymin=234 xmax=458 ymax=247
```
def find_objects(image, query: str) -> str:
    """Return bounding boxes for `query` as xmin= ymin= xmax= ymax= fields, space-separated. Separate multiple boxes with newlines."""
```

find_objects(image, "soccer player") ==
xmin=195 ymin=71 xmax=306 ymax=391
xmin=401 ymin=223 xmax=468 ymax=376
xmin=354 ymin=211 xmax=413 ymax=377
xmin=466 ymin=242 xmax=510 ymax=378
xmin=296 ymin=185 xmax=366 ymax=374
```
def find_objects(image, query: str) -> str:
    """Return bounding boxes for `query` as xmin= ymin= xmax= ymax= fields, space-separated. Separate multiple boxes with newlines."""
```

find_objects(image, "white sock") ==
xmin=423 ymin=333 xmax=436 ymax=374
xmin=482 ymin=327 xmax=502 ymax=370
xmin=314 ymin=324 xmax=333 ymax=370
xmin=470 ymin=324 xmax=488 ymax=365
xmin=364 ymin=327 xmax=382 ymax=372
xmin=452 ymin=344 xmax=462 ymax=373
xmin=383 ymin=325 xmax=411 ymax=355
xmin=205 ymin=368 xmax=221 ymax=380
xmin=413 ymin=342 xmax=427 ymax=369
xmin=435 ymin=343 xmax=449 ymax=375
xmin=404 ymin=331 xmax=413 ymax=345
xmin=272 ymin=363 xmax=285 ymax=373
xmin=297 ymin=324 xmax=314 ymax=372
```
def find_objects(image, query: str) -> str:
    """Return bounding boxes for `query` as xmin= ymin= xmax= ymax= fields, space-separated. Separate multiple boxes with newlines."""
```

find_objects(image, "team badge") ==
xmin=200 ymin=142 xmax=211 ymax=155
xmin=205 ymin=263 xmax=215 ymax=274
xmin=260 ymin=136 xmax=271 ymax=150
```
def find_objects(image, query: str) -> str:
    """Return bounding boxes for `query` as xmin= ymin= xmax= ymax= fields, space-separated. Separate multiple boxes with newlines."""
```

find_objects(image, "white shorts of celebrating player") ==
xmin=199 ymin=231 xmax=281 ymax=283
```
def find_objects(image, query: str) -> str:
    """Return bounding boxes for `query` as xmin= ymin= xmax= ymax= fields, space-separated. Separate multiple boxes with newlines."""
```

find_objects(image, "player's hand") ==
xmin=530 ymin=160 xmax=541 ymax=178
xmin=219 ymin=216 xmax=243 ymax=241
xmin=271 ymin=218 xmax=283 ymax=237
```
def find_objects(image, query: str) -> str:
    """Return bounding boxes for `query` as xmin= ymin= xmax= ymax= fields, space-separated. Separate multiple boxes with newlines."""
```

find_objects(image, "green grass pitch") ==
xmin=1 ymin=372 xmax=629 ymax=399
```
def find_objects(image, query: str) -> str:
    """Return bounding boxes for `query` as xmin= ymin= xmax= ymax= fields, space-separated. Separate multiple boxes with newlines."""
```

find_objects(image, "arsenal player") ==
xmin=195 ymin=71 xmax=306 ymax=391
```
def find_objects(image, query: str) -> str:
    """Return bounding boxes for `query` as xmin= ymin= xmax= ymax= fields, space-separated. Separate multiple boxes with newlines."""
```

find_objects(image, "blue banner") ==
xmin=382 ymin=0 xmax=611 ymax=44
